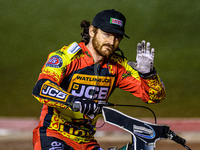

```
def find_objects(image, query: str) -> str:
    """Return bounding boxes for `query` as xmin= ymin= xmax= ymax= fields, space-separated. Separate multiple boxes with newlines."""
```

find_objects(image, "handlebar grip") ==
xmin=172 ymin=134 xmax=186 ymax=145
xmin=72 ymin=103 xmax=80 ymax=112
xmin=169 ymin=130 xmax=186 ymax=145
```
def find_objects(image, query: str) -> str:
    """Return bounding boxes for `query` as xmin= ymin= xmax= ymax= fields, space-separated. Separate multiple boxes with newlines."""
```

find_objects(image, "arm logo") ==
xmin=40 ymin=81 xmax=69 ymax=102
xmin=46 ymin=55 xmax=63 ymax=68
xmin=67 ymin=42 xmax=81 ymax=54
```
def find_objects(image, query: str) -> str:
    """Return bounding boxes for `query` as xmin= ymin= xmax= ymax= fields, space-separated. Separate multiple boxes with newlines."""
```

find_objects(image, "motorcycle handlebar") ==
xmin=72 ymin=101 xmax=114 ymax=112
xmin=72 ymin=101 xmax=157 ymax=123
xmin=169 ymin=130 xmax=191 ymax=150
xmin=169 ymin=130 xmax=186 ymax=145
xmin=72 ymin=101 xmax=191 ymax=150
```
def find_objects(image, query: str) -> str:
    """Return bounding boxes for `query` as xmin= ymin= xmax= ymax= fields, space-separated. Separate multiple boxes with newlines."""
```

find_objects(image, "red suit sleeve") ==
xmin=111 ymin=55 xmax=166 ymax=104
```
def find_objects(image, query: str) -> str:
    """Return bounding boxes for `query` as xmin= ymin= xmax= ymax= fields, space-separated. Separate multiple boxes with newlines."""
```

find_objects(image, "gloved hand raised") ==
xmin=134 ymin=40 xmax=154 ymax=74
xmin=72 ymin=98 xmax=98 ymax=115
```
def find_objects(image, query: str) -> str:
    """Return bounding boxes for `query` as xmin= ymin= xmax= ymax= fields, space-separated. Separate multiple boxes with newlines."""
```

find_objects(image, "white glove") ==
xmin=134 ymin=40 xmax=154 ymax=74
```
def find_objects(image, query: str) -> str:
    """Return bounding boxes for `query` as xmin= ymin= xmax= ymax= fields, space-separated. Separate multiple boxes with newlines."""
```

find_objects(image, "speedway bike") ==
xmin=73 ymin=101 xmax=192 ymax=150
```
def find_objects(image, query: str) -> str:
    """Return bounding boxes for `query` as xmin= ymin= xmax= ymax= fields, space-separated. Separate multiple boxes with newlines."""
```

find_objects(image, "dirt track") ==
xmin=0 ymin=118 xmax=199 ymax=150
xmin=0 ymin=139 xmax=199 ymax=150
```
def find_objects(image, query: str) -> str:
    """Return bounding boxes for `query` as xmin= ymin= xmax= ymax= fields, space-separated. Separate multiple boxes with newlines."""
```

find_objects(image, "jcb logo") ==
xmin=71 ymin=84 xmax=109 ymax=100
xmin=68 ymin=74 xmax=115 ymax=100
xmin=40 ymin=81 xmax=69 ymax=102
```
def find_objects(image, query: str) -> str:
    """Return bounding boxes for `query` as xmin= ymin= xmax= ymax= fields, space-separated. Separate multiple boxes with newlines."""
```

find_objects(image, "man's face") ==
xmin=92 ymin=28 xmax=122 ymax=59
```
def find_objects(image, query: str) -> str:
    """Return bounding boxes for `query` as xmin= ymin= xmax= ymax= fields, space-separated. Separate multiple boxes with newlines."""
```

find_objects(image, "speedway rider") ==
xmin=32 ymin=9 xmax=166 ymax=150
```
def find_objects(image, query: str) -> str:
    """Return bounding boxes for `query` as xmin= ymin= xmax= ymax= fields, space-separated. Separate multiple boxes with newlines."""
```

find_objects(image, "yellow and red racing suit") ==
xmin=32 ymin=42 xmax=166 ymax=144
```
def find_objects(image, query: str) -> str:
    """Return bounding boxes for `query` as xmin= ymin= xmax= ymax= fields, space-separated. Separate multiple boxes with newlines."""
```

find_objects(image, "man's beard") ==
xmin=92 ymin=34 xmax=115 ymax=59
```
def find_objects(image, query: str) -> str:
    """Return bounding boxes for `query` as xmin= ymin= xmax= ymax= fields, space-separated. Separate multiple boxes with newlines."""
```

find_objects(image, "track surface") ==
xmin=0 ymin=117 xmax=200 ymax=150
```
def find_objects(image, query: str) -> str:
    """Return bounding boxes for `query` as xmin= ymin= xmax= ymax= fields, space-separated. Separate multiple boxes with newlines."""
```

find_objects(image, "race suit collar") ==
xmin=79 ymin=42 xmax=106 ymax=66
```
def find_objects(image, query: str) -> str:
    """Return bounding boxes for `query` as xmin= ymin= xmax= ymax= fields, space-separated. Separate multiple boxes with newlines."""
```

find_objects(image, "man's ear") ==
xmin=89 ymin=25 xmax=96 ymax=38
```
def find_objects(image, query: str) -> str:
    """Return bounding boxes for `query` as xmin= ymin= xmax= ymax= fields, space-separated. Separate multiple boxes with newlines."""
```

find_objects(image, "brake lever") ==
xmin=95 ymin=101 xmax=115 ymax=114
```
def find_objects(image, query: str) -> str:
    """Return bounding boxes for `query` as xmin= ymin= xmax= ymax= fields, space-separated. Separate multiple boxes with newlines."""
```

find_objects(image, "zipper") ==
xmin=91 ymin=63 xmax=100 ymax=100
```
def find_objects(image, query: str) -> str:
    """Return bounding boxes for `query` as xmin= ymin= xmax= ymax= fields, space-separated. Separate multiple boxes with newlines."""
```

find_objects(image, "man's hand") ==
xmin=134 ymin=40 xmax=155 ymax=74
xmin=72 ymin=98 xmax=98 ymax=115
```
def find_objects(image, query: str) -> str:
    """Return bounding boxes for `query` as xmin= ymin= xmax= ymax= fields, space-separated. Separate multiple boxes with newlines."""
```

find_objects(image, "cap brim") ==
xmin=124 ymin=34 xmax=130 ymax=38
xmin=98 ymin=26 xmax=130 ymax=38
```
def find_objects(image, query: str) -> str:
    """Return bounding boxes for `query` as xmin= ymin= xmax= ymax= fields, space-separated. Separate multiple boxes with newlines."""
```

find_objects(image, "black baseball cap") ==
xmin=92 ymin=9 xmax=129 ymax=38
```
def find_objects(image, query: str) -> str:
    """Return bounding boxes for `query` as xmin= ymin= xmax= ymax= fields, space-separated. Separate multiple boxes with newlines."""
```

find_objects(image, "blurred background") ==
xmin=1 ymin=0 xmax=200 ymax=118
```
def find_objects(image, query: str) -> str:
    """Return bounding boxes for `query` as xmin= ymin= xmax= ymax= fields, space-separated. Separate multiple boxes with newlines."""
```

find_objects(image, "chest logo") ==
xmin=67 ymin=74 xmax=115 ymax=100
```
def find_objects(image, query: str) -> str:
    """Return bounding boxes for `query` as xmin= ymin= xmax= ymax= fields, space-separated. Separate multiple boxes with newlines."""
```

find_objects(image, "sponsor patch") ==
xmin=40 ymin=81 xmax=69 ymax=102
xmin=46 ymin=55 xmax=63 ymax=68
xmin=50 ymin=141 xmax=62 ymax=149
xmin=133 ymin=124 xmax=156 ymax=139
xmin=67 ymin=42 xmax=81 ymax=54
xmin=110 ymin=17 xmax=123 ymax=27
xmin=71 ymin=83 xmax=109 ymax=99
xmin=67 ymin=74 xmax=115 ymax=100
